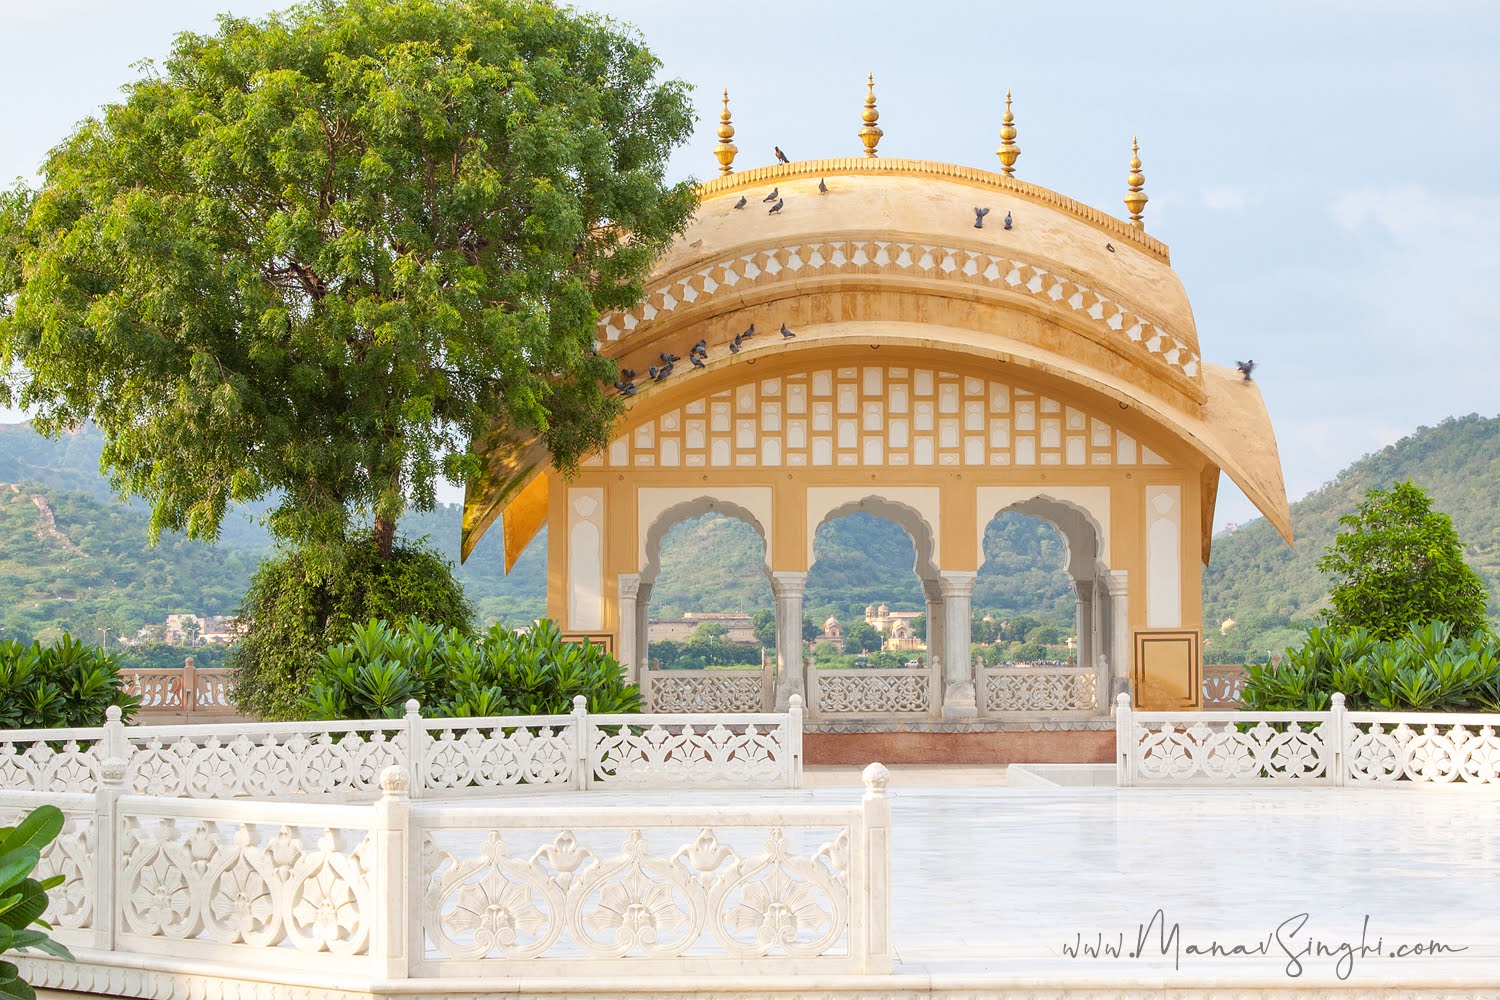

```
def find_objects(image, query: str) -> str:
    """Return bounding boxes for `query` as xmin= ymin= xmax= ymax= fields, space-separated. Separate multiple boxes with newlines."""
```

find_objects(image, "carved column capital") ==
xmin=616 ymin=573 xmax=642 ymax=602
xmin=938 ymin=570 xmax=977 ymax=599
xmin=770 ymin=570 xmax=808 ymax=599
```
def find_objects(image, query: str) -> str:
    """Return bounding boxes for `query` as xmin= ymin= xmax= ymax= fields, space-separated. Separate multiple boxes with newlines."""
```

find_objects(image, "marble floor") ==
xmin=553 ymin=765 xmax=1500 ymax=990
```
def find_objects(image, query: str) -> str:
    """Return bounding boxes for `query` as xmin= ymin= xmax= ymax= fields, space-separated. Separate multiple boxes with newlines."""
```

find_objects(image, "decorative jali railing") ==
xmin=807 ymin=664 xmax=937 ymax=718
xmin=1117 ymin=692 xmax=1500 ymax=786
xmin=642 ymin=665 xmax=771 ymax=713
xmin=979 ymin=664 xmax=1099 ymax=713
xmin=1201 ymin=664 xmax=1248 ymax=708
xmin=6 ymin=763 xmax=891 ymax=981
xmin=124 ymin=662 xmax=239 ymax=715
xmin=0 ymin=697 xmax=803 ymax=798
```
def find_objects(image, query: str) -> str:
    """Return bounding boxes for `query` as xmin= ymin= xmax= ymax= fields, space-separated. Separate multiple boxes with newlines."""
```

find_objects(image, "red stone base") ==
xmin=803 ymin=729 xmax=1115 ymax=766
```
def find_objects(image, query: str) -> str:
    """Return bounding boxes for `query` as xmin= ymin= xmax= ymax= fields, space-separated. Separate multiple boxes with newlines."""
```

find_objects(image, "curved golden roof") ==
xmin=463 ymin=157 xmax=1291 ymax=565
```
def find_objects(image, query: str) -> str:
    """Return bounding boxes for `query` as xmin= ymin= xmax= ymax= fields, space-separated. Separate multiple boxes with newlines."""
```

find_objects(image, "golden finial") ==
xmin=995 ymin=89 xmax=1019 ymax=176
xmin=1124 ymin=135 xmax=1148 ymax=229
xmin=858 ymin=72 xmax=883 ymax=158
xmin=713 ymin=89 xmax=738 ymax=175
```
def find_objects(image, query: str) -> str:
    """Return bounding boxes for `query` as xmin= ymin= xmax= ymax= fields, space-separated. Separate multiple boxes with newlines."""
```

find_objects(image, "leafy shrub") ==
xmin=0 ymin=636 xmax=139 ymax=729
xmin=1241 ymin=621 xmax=1500 ymax=713
xmin=231 ymin=533 xmax=474 ymax=719
xmin=0 ymin=804 xmax=75 ymax=999
xmin=303 ymin=618 xmax=642 ymax=720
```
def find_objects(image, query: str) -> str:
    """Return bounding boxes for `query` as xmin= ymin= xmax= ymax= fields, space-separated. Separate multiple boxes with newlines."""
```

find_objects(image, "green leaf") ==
xmin=0 ymin=810 xmax=61 ymax=860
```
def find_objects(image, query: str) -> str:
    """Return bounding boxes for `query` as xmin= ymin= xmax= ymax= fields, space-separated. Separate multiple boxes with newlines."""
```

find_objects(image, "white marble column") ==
xmin=922 ymin=578 xmax=944 ymax=675
xmin=615 ymin=574 xmax=642 ymax=684
xmin=1074 ymin=578 xmax=1095 ymax=671
xmin=939 ymin=571 xmax=977 ymax=719
xmin=1103 ymin=569 xmax=1129 ymax=701
xmin=635 ymin=581 xmax=654 ymax=680
xmin=771 ymin=571 xmax=808 ymax=710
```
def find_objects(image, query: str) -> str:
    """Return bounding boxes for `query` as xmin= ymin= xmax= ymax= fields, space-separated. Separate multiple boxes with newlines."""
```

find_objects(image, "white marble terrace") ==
xmin=6 ymin=701 xmax=1500 ymax=999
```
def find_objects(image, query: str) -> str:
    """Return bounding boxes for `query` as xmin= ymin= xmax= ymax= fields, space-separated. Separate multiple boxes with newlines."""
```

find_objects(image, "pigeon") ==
xmin=775 ymin=146 xmax=790 ymax=164
xmin=659 ymin=352 xmax=680 ymax=364
xmin=621 ymin=382 xmax=637 ymax=397
xmin=729 ymin=340 xmax=741 ymax=355
xmin=653 ymin=362 xmax=674 ymax=382
xmin=741 ymin=323 xmax=755 ymax=339
xmin=762 ymin=187 xmax=780 ymax=203
xmin=620 ymin=368 xmax=636 ymax=380
xmin=612 ymin=379 xmax=634 ymax=393
xmin=780 ymin=322 xmax=795 ymax=339
xmin=691 ymin=338 xmax=708 ymax=357
xmin=1236 ymin=360 xmax=1256 ymax=381
xmin=768 ymin=198 xmax=784 ymax=215
xmin=689 ymin=353 xmax=707 ymax=369
xmin=973 ymin=206 xmax=990 ymax=229
xmin=1003 ymin=211 xmax=1013 ymax=230
xmin=648 ymin=365 xmax=660 ymax=380
xmin=733 ymin=195 xmax=747 ymax=210
xmin=818 ymin=178 xmax=828 ymax=194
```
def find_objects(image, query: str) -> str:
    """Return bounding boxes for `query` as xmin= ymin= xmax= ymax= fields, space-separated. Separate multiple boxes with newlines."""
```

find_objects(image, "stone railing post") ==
xmin=938 ymin=571 xmax=977 ymax=719
xmin=786 ymin=694 xmax=804 ymax=790
xmin=1115 ymin=691 xmax=1134 ymax=787
xmin=182 ymin=656 xmax=197 ymax=713
xmin=1329 ymin=692 xmax=1347 ymax=787
xmin=971 ymin=653 xmax=987 ymax=714
xmin=92 ymin=756 xmax=129 ymax=953
xmin=1094 ymin=654 xmax=1111 ymax=715
xmin=402 ymin=699 xmax=424 ymax=799
xmin=572 ymin=695 xmax=590 ymax=790
xmin=857 ymin=762 xmax=892 ymax=974
xmin=102 ymin=705 xmax=128 ymax=764
xmin=370 ymin=767 xmax=410 ymax=980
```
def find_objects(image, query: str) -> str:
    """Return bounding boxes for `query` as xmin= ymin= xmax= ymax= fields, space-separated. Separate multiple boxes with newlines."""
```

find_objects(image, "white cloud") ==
xmin=1331 ymin=185 xmax=1500 ymax=240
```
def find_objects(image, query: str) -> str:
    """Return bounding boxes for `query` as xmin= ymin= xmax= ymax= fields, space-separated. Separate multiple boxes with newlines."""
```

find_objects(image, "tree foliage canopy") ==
xmin=0 ymin=0 xmax=696 ymax=555
xmin=1317 ymin=479 xmax=1490 ymax=640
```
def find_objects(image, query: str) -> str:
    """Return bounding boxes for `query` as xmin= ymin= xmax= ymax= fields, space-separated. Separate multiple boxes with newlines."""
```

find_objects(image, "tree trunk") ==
xmin=373 ymin=514 xmax=397 ymax=560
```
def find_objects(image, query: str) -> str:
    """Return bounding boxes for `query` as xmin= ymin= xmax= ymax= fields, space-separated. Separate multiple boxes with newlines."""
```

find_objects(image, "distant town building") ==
xmin=864 ymin=603 xmax=925 ymax=651
xmin=647 ymin=612 xmax=758 ymax=645
xmin=158 ymin=613 xmax=245 ymax=646
xmin=820 ymin=616 xmax=843 ymax=641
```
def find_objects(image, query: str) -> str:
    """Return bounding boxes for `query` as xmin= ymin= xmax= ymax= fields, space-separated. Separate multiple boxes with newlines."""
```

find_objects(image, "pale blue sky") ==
xmin=4 ymin=0 xmax=1498 ymax=531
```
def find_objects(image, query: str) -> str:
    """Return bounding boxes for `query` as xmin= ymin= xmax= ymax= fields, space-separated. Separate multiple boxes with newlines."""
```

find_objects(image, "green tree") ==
xmin=0 ymin=0 xmax=696 ymax=562
xmin=751 ymin=609 xmax=776 ymax=648
xmin=843 ymin=620 xmax=882 ymax=654
xmin=691 ymin=621 xmax=728 ymax=641
xmin=802 ymin=614 xmax=821 ymax=642
xmin=1318 ymin=480 xmax=1489 ymax=640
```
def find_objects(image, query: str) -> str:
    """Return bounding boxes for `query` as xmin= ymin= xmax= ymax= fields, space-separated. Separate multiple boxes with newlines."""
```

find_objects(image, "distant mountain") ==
xmin=1203 ymin=413 xmax=1500 ymax=662
xmin=5 ymin=414 xmax=1495 ymax=652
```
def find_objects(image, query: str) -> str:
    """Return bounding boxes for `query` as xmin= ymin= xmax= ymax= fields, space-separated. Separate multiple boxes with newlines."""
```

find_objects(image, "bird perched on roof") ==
xmin=691 ymin=338 xmax=708 ymax=357
xmin=690 ymin=353 xmax=707 ymax=369
xmin=729 ymin=340 xmax=741 ymax=355
xmin=763 ymin=187 xmax=779 ymax=203
xmin=768 ymin=198 xmax=784 ymax=215
xmin=612 ymin=379 xmax=634 ymax=393
xmin=619 ymin=369 xmax=636 ymax=381
xmin=818 ymin=178 xmax=828 ymax=194
xmin=659 ymin=352 xmax=680 ymax=364
xmin=780 ymin=323 xmax=795 ymax=339
xmin=733 ymin=195 xmax=747 ymax=210
xmin=740 ymin=324 xmax=755 ymax=340
xmin=973 ymin=206 xmax=989 ymax=229
xmin=621 ymin=382 xmax=637 ymax=397
xmin=1003 ymin=211 xmax=1013 ymax=231
xmin=1236 ymin=360 xmax=1256 ymax=381
xmin=775 ymin=146 xmax=790 ymax=164
xmin=648 ymin=365 xmax=659 ymax=380
xmin=653 ymin=362 xmax=674 ymax=382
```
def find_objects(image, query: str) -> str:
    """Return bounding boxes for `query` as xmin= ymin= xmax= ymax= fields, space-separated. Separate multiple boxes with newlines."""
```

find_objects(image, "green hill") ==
xmin=1203 ymin=413 xmax=1500 ymax=662
xmin=4 ymin=414 xmax=1497 ymax=653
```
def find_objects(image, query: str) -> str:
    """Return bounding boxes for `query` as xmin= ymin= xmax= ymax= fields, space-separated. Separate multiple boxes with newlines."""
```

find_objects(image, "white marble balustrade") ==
xmin=0 ymin=698 xmax=804 ymax=799
xmin=1118 ymin=692 xmax=1500 ymax=786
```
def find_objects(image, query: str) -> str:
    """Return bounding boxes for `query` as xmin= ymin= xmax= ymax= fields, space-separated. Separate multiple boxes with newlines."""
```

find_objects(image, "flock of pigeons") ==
xmin=606 ymin=146 xmax=1262 ymax=398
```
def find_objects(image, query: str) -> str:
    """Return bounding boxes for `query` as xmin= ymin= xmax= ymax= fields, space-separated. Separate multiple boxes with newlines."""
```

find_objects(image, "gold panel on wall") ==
xmin=1132 ymin=629 xmax=1201 ymax=710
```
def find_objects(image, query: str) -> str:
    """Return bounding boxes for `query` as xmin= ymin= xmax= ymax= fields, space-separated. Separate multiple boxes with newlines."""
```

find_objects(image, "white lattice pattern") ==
xmin=589 ymin=722 xmax=790 ymax=786
xmin=421 ymin=724 xmax=575 ymax=790
xmin=0 ymin=802 xmax=94 ymax=933
xmin=986 ymin=668 xmax=1097 ymax=712
xmin=597 ymin=241 xmax=1200 ymax=379
xmin=601 ymin=366 xmax=1169 ymax=471
xmin=1346 ymin=720 xmax=1500 ymax=784
xmin=814 ymin=672 xmax=932 ymax=715
xmin=118 ymin=816 xmax=374 ymax=955
xmin=420 ymin=824 xmax=850 ymax=965
xmin=127 ymin=729 xmax=406 ymax=799
xmin=1200 ymin=666 xmax=1247 ymax=708
xmin=0 ymin=738 xmax=101 ymax=792
xmin=1132 ymin=719 xmax=1332 ymax=782
xmin=647 ymin=673 xmax=767 ymax=713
